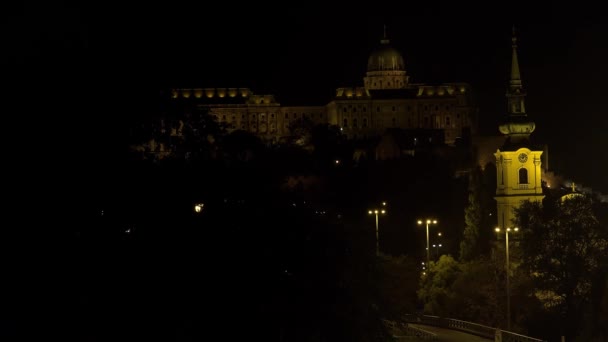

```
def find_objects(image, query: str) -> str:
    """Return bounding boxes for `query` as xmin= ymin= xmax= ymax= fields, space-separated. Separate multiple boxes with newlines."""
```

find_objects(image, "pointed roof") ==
xmin=499 ymin=27 xmax=537 ymax=149
xmin=510 ymin=26 xmax=522 ymax=87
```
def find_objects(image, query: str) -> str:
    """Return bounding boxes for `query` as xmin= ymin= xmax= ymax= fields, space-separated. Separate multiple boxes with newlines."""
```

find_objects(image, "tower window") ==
xmin=519 ymin=168 xmax=528 ymax=184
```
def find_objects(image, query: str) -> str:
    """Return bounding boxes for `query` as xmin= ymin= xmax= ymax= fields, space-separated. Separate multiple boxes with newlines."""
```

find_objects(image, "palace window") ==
xmin=363 ymin=118 xmax=368 ymax=128
xmin=445 ymin=116 xmax=451 ymax=127
xmin=285 ymin=113 xmax=288 ymax=119
xmin=392 ymin=117 xmax=396 ymax=126
xmin=519 ymin=168 xmax=529 ymax=184
xmin=353 ymin=118 xmax=358 ymax=128
xmin=343 ymin=118 xmax=348 ymax=127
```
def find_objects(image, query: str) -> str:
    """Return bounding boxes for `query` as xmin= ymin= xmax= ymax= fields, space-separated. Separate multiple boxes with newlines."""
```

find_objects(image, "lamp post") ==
xmin=417 ymin=219 xmax=437 ymax=265
xmin=495 ymin=226 xmax=518 ymax=331
xmin=432 ymin=243 xmax=442 ymax=260
xmin=368 ymin=205 xmax=386 ymax=256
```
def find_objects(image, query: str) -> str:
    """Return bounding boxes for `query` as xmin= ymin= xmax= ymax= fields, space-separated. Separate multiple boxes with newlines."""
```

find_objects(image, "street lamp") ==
xmin=432 ymin=243 xmax=442 ymax=259
xmin=495 ymin=226 xmax=519 ymax=330
xmin=418 ymin=219 xmax=437 ymax=265
xmin=368 ymin=208 xmax=386 ymax=256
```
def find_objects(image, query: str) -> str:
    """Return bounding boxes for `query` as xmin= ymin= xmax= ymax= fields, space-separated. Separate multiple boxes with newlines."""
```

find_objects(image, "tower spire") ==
xmin=510 ymin=25 xmax=522 ymax=87
xmin=499 ymin=26 xmax=536 ymax=145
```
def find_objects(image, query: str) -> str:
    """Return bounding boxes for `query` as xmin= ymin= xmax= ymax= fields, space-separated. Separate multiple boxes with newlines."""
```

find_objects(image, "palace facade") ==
xmin=168 ymin=33 xmax=478 ymax=146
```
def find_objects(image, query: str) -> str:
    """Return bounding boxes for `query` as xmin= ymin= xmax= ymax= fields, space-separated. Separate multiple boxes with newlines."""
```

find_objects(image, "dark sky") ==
xmin=4 ymin=2 xmax=607 ymax=193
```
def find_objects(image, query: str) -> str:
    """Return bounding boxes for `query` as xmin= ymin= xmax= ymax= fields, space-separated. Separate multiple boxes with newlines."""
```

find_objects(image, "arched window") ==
xmin=343 ymin=118 xmax=348 ymax=127
xmin=519 ymin=168 xmax=528 ymax=184
xmin=353 ymin=118 xmax=358 ymax=128
xmin=363 ymin=118 xmax=368 ymax=128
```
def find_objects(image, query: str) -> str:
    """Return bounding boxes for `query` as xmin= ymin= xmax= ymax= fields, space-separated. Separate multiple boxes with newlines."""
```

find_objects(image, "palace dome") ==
xmin=367 ymin=39 xmax=405 ymax=72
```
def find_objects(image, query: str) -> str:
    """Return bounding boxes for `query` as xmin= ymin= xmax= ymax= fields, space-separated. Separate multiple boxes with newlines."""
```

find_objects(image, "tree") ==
xmin=417 ymin=255 xmax=462 ymax=316
xmin=375 ymin=255 xmax=420 ymax=319
xmin=450 ymin=258 xmax=503 ymax=326
xmin=459 ymin=166 xmax=495 ymax=261
xmin=515 ymin=195 xmax=608 ymax=340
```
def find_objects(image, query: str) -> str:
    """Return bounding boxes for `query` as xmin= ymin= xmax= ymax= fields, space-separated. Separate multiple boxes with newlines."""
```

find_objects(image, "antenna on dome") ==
xmin=381 ymin=24 xmax=390 ymax=44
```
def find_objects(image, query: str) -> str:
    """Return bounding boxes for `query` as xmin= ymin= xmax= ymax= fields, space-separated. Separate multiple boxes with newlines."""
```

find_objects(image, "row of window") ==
xmin=342 ymin=104 xmax=455 ymax=113
xmin=216 ymin=113 xmax=325 ymax=121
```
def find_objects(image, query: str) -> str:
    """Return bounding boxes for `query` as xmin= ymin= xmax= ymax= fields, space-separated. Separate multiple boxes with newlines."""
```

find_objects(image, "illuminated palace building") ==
xmin=169 ymin=33 xmax=477 ymax=146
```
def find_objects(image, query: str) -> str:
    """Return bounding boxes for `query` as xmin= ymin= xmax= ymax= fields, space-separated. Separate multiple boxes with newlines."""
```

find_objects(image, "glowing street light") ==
xmin=368 ymin=208 xmax=386 ymax=256
xmin=495 ymin=226 xmax=519 ymax=330
xmin=194 ymin=203 xmax=205 ymax=213
xmin=418 ymin=219 xmax=437 ymax=265
xmin=432 ymin=243 xmax=442 ymax=259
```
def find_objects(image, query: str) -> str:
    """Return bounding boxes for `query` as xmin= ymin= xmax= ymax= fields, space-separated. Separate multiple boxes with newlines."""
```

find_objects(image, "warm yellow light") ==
xmin=368 ymin=210 xmax=372 ymax=214
xmin=417 ymin=220 xmax=422 ymax=225
xmin=426 ymin=219 xmax=431 ymax=224
xmin=381 ymin=210 xmax=386 ymax=214
xmin=194 ymin=203 xmax=205 ymax=213
xmin=374 ymin=210 xmax=379 ymax=214
xmin=507 ymin=227 xmax=511 ymax=232
xmin=382 ymin=202 xmax=386 ymax=206
xmin=432 ymin=220 xmax=437 ymax=224
xmin=438 ymin=232 xmax=442 ymax=237
xmin=514 ymin=227 xmax=519 ymax=232
xmin=495 ymin=227 xmax=501 ymax=232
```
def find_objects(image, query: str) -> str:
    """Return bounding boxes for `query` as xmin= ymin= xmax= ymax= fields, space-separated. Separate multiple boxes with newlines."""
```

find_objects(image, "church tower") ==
xmin=494 ymin=29 xmax=544 ymax=229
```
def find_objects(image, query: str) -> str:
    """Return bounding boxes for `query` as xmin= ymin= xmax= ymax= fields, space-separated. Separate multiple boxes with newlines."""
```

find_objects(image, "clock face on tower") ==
xmin=518 ymin=153 xmax=528 ymax=163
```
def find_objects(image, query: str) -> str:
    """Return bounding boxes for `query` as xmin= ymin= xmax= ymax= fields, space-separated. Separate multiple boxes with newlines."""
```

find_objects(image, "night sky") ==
xmin=4 ymin=2 xmax=608 ymax=193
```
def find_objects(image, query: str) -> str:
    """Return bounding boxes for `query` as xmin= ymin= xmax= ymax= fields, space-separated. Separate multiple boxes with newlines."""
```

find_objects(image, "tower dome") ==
xmin=367 ymin=39 xmax=405 ymax=72
xmin=363 ymin=30 xmax=410 ymax=91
